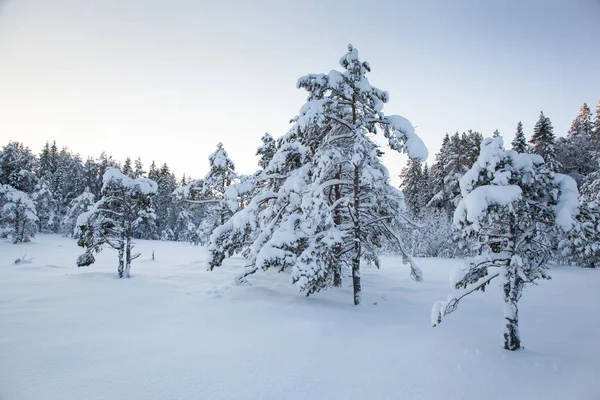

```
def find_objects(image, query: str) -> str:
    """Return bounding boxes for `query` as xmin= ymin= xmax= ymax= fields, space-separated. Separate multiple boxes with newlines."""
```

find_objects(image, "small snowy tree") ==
xmin=511 ymin=121 xmax=529 ymax=153
xmin=432 ymin=137 xmax=579 ymax=350
xmin=0 ymin=184 xmax=38 ymax=243
xmin=256 ymin=133 xmax=277 ymax=170
xmin=530 ymin=111 xmax=558 ymax=171
xmin=76 ymin=168 xmax=157 ymax=278
xmin=62 ymin=187 xmax=95 ymax=237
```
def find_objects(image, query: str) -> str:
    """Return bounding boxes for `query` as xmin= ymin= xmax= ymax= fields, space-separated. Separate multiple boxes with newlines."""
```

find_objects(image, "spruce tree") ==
xmin=134 ymin=157 xmax=145 ymax=179
xmin=530 ymin=111 xmax=558 ymax=171
xmin=256 ymin=133 xmax=277 ymax=170
xmin=400 ymin=157 xmax=423 ymax=216
xmin=511 ymin=121 xmax=528 ymax=153
xmin=122 ymin=157 xmax=134 ymax=178
xmin=492 ymin=129 xmax=501 ymax=138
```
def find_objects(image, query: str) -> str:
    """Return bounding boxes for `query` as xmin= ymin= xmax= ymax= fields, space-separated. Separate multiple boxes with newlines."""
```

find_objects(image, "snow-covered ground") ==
xmin=1 ymin=235 xmax=598 ymax=400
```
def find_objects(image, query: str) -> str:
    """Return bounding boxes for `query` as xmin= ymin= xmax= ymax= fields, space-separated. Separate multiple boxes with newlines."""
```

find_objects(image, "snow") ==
xmin=455 ymin=185 xmax=523 ymax=229
xmin=1 ymin=234 xmax=598 ymax=400
xmin=102 ymin=168 xmax=158 ymax=195
xmin=553 ymin=173 xmax=580 ymax=231
xmin=386 ymin=115 xmax=429 ymax=160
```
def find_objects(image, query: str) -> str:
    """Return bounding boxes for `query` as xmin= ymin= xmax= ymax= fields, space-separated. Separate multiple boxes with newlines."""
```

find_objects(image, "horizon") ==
xmin=1 ymin=0 xmax=599 ymax=184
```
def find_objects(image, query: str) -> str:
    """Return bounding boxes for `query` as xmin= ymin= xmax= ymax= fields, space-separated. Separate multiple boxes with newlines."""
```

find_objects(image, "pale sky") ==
xmin=1 ymin=0 xmax=599 ymax=185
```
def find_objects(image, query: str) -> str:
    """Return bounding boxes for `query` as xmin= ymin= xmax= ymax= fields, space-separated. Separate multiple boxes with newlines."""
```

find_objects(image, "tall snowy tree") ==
xmin=530 ymin=111 xmax=558 ymax=171
xmin=151 ymin=163 xmax=177 ymax=239
xmin=568 ymin=103 xmax=592 ymax=138
xmin=432 ymin=137 xmax=579 ymax=350
xmin=200 ymin=143 xmax=237 ymax=240
xmin=0 ymin=184 xmax=38 ymax=243
xmin=511 ymin=121 xmax=528 ymax=153
xmin=208 ymin=45 xmax=427 ymax=304
xmin=76 ymin=168 xmax=157 ymax=278
xmin=400 ymin=157 xmax=423 ymax=216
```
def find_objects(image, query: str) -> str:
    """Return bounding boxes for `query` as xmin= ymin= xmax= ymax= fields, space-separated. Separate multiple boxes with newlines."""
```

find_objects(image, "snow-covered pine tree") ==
xmin=199 ymin=143 xmax=237 ymax=241
xmin=0 ymin=141 xmax=38 ymax=193
xmin=209 ymin=45 xmax=427 ymax=304
xmin=557 ymin=104 xmax=598 ymax=187
xmin=32 ymin=179 xmax=58 ymax=233
xmin=492 ymin=129 xmax=501 ymax=138
xmin=400 ymin=157 xmax=423 ymax=217
xmin=560 ymin=152 xmax=600 ymax=268
xmin=61 ymin=187 xmax=95 ymax=238
xmin=432 ymin=137 xmax=579 ymax=350
xmin=133 ymin=157 xmax=145 ymax=179
xmin=428 ymin=131 xmax=481 ymax=222
xmin=511 ymin=121 xmax=529 ymax=153
xmin=530 ymin=111 xmax=559 ymax=171
xmin=256 ymin=133 xmax=277 ymax=170
xmin=122 ymin=157 xmax=134 ymax=178
xmin=568 ymin=103 xmax=592 ymax=138
xmin=151 ymin=163 xmax=177 ymax=239
xmin=0 ymin=184 xmax=38 ymax=243
xmin=76 ymin=168 xmax=157 ymax=278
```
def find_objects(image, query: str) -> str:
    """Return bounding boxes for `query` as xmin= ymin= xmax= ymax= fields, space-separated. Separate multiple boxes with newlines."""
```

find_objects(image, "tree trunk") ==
xmin=502 ymin=273 xmax=523 ymax=350
xmin=332 ymin=166 xmax=342 ymax=287
xmin=352 ymin=165 xmax=361 ymax=305
xmin=124 ymin=236 xmax=132 ymax=278
xmin=117 ymin=241 xmax=125 ymax=278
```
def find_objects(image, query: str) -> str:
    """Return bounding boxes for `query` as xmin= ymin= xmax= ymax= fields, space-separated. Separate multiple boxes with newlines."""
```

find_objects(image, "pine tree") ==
xmin=511 ymin=121 xmax=528 ymax=153
xmin=256 ymin=133 xmax=277 ymax=170
xmin=530 ymin=111 xmax=558 ymax=171
xmin=151 ymin=163 xmax=177 ymax=239
xmin=400 ymin=157 xmax=423 ymax=216
xmin=202 ymin=143 xmax=237 ymax=238
xmin=492 ymin=129 xmax=501 ymax=138
xmin=76 ymin=168 xmax=157 ymax=278
xmin=208 ymin=45 xmax=426 ymax=304
xmin=568 ymin=103 xmax=592 ymax=138
xmin=428 ymin=131 xmax=481 ymax=221
xmin=122 ymin=157 xmax=134 ymax=178
xmin=0 ymin=141 xmax=38 ymax=193
xmin=62 ymin=187 xmax=95 ymax=238
xmin=0 ymin=184 xmax=38 ymax=243
xmin=432 ymin=137 xmax=579 ymax=350
xmin=134 ymin=157 xmax=145 ymax=179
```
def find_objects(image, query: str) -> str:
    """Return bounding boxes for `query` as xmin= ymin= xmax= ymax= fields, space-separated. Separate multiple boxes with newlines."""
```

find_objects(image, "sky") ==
xmin=1 ymin=0 xmax=599 ymax=185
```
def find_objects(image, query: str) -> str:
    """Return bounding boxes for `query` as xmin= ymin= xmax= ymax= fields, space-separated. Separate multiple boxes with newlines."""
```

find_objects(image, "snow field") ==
xmin=1 ymin=235 xmax=598 ymax=400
